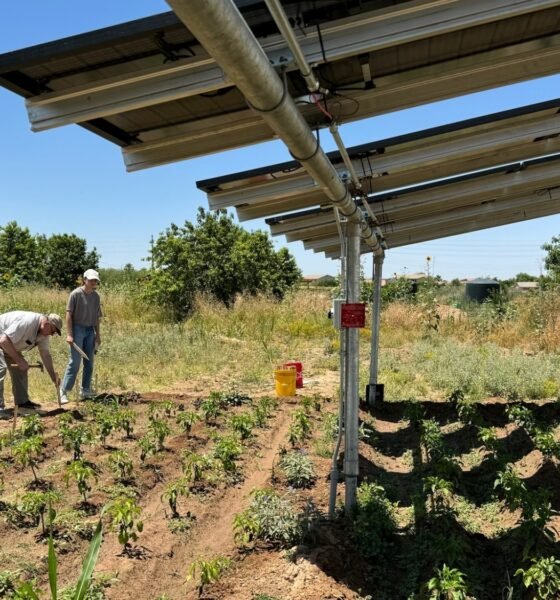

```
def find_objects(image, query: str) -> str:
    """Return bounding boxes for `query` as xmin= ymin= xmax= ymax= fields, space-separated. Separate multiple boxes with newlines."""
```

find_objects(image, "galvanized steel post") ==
xmin=344 ymin=221 xmax=361 ymax=513
xmin=368 ymin=254 xmax=384 ymax=405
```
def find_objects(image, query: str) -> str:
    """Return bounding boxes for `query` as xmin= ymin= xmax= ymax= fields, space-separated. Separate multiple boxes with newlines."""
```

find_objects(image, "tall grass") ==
xmin=0 ymin=286 xmax=333 ymax=404
xmin=2 ymin=284 xmax=560 ymax=406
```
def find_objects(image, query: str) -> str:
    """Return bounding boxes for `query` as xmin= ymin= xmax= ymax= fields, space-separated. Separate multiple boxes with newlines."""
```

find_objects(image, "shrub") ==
xmin=279 ymin=451 xmax=316 ymax=488
xmin=352 ymin=482 xmax=397 ymax=559
xmin=233 ymin=489 xmax=306 ymax=548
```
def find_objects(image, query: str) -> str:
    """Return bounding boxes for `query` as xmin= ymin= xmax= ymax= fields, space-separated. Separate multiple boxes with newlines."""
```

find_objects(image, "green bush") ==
xmin=233 ymin=489 xmax=307 ymax=548
xmin=279 ymin=451 xmax=316 ymax=488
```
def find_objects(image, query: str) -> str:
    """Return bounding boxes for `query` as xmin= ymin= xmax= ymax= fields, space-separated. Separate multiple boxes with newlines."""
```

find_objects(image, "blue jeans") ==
xmin=61 ymin=325 xmax=96 ymax=393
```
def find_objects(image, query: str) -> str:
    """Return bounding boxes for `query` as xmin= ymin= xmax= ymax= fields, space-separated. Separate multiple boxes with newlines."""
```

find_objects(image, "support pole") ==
xmin=367 ymin=254 xmax=384 ymax=406
xmin=328 ymin=244 xmax=347 ymax=519
xmin=344 ymin=221 xmax=361 ymax=513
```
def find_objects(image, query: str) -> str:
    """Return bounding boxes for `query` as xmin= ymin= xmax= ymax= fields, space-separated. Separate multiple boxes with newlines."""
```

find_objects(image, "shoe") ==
xmin=60 ymin=392 xmax=70 ymax=405
xmin=18 ymin=400 xmax=42 ymax=410
xmin=79 ymin=389 xmax=95 ymax=400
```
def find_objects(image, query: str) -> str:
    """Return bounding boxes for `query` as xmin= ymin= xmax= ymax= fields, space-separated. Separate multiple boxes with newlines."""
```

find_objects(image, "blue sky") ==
xmin=1 ymin=2 xmax=559 ymax=280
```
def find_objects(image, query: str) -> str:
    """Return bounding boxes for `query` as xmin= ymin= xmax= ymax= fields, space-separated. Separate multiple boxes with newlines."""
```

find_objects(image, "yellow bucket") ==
xmin=274 ymin=367 xmax=297 ymax=397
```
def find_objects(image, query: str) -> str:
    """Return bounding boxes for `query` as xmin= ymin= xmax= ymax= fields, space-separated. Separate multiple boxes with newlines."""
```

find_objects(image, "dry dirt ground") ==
xmin=1 ymin=374 xmax=559 ymax=599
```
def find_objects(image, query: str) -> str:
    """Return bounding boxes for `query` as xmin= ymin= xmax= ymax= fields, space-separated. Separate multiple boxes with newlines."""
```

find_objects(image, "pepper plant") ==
xmin=515 ymin=556 xmax=560 ymax=599
xmin=288 ymin=410 xmax=311 ymax=447
xmin=147 ymin=418 xmax=171 ymax=451
xmin=176 ymin=411 xmax=200 ymax=435
xmin=494 ymin=465 xmax=528 ymax=511
xmin=181 ymin=450 xmax=213 ymax=483
xmin=213 ymin=434 xmax=242 ymax=473
xmin=107 ymin=496 xmax=143 ymax=552
xmin=20 ymin=415 xmax=44 ymax=438
xmin=229 ymin=414 xmax=254 ymax=441
xmin=64 ymin=460 xmax=98 ymax=504
xmin=426 ymin=563 xmax=468 ymax=599
xmin=137 ymin=435 xmax=158 ymax=462
xmin=423 ymin=476 xmax=454 ymax=514
xmin=115 ymin=408 xmax=136 ymax=438
xmin=187 ymin=556 xmax=231 ymax=597
xmin=108 ymin=450 xmax=134 ymax=482
xmin=13 ymin=435 xmax=43 ymax=483
xmin=19 ymin=489 xmax=61 ymax=536
xmin=60 ymin=424 xmax=94 ymax=461
xmin=161 ymin=478 xmax=189 ymax=518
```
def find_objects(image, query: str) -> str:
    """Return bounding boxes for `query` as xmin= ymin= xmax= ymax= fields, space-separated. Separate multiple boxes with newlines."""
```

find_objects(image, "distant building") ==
xmin=515 ymin=281 xmax=539 ymax=291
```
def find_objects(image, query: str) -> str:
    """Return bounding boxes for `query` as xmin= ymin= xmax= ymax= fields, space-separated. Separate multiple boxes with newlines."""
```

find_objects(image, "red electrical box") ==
xmin=340 ymin=303 xmax=366 ymax=328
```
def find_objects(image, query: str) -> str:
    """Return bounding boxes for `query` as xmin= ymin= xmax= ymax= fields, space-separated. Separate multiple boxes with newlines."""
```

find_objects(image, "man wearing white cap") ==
xmin=0 ymin=311 xmax=62 ymax=411
xmin=60 ymin=268 xmax=103 ymax=403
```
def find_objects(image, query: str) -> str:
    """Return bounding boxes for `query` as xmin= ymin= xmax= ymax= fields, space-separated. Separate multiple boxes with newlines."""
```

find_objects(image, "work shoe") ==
xmin=60 ymin=391 xmax=70 ymax=405
xmin=79 ymin=389 xmax=95 ymax=400
xmin=18 ymin=400 xmax=42 ymax=410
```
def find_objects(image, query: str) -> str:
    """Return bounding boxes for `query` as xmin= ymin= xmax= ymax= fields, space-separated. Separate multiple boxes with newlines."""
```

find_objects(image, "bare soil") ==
xmin=1 ymin=379 xmax=559 ymax=599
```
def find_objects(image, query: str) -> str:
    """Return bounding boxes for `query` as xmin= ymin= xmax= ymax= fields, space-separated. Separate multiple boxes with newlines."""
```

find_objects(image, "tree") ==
xmin=144 ymin=208 xmax=301 ymax=320
xmin=542 ymin=235 xmax=560 ymax=281
xmin=0 ymin=221 xmax=40 ymax=286
xmin=43 ymin=234 xmax=99 ymax=288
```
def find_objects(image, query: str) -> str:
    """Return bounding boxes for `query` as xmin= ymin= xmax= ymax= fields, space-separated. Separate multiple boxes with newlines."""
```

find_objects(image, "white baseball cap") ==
xmin=83 ymin=268 xmax=100 ymax=281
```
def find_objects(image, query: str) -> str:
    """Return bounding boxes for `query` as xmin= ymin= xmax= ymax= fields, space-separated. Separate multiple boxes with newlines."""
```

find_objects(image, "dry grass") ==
xmin=0 ymin=287 xmax=334 ymax=406
xmin=2 ymin=285 xmax=560 ymax=407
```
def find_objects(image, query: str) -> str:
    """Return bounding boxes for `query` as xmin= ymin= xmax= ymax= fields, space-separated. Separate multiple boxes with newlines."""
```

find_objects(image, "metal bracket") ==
xmin=268 ymin=48 xmax=295 ymax=69
xmin=154 ymin=32 xmax=196 ymax=63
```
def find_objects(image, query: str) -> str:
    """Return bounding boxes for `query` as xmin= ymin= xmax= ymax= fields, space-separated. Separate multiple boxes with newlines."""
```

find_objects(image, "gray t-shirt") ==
xmin=0 ymin=311 xmax=50 ymax=352
xmin=67 ymin=287 xmax=102 ymax=327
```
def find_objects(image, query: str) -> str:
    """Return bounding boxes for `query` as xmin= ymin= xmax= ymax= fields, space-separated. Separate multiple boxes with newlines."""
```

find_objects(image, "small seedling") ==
xmin=187 ymin=556 xmax=231 ymax=596
xmin=161 ymin=478 xmax=189 ymax=518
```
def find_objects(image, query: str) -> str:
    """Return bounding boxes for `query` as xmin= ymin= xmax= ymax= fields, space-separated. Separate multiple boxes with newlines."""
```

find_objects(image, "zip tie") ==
xmin=246 ymin=70 xmax=288 ymax=114
xmin=289 ymin=135 xmax=321 ymax=162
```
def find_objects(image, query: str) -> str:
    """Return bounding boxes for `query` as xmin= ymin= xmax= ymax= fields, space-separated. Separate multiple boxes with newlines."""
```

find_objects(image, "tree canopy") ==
xmin=143 ymin=208 xmax=301 ymax=320
xmin=542 ymin=235 xmax=560 ymax=281
xmin=0 ymin=221 xmax=99 ymax=288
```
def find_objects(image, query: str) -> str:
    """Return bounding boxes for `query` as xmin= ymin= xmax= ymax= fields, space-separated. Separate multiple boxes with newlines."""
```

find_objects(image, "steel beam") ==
xmin=213 ymin=111 xmax=560 ymax=219
xmin=320 ymin=188 xmax=560 ymax=256
xmin=123 ymin=33 xmax=560 ymax=170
